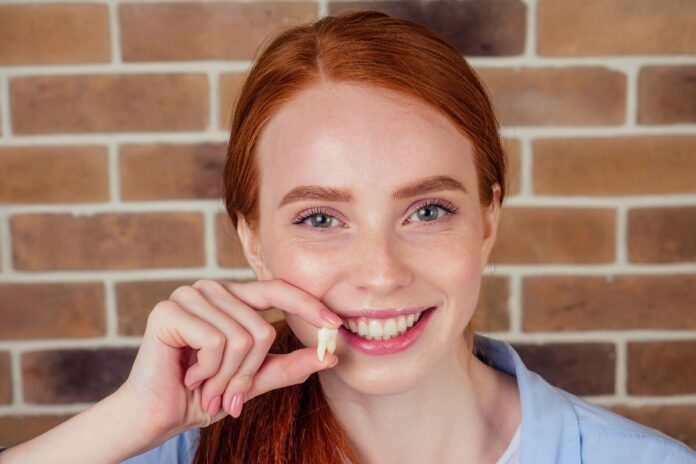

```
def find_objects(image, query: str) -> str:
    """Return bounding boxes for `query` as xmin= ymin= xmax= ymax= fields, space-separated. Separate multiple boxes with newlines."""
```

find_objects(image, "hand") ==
xmin=115 ymin=278 xmax=343 ymax=446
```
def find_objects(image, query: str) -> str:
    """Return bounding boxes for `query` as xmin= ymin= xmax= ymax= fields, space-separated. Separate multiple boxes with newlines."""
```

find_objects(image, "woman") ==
xmin=1 ymin=10 xmax=694 ymax=464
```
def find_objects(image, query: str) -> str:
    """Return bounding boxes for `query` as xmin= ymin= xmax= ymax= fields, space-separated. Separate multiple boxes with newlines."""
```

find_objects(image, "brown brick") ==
xmin=503 ymin=138 xmax=521 ymax=196
xmin=120 ymin=143 xmax=225 ymax=200
xmin=219 ymin=72 xmax=248 ymax=130
xmin=0 ymin=415 xmax=75 ymax=447
xmin=628 ymin=207 xmax=696 ymax=263
xmin=11 ymin=212 xmax=205 ymax=270
xmin=537 ymin=0 xmax=696 ymax=56
xmin=512 ymin=342 xmax=615 ymax=395
xmin=472 ymin=276 xmax=510 ymax=332
xmin=0 ymin=282 xmax=105 ymax=340
xmin=216 ymin=212 xmax=252 ymax=268
xmin=490 ymin=207 xmax=615 ymax=264
xmin=10 ymin=74 xmax=208 ymax=135
xmin=523 ymin=274 xmax=696 ymax=331
xmin=0 ymin=146 xmax=109 ymax=203
xmin=609 ymin=405 xmax=696 ymax=450
xmin=23 ymin=348 xmax=137 ymax=404
xmin=329 ymin=0 xmax=526 ymax=56
xmin=0 ymin=352 xmax=11 ymax=404
xmin=533 ymin=136 xmax=696 ymax=195
xmin=638 ymin=66 xmax=696 ymax=124
xmin=477 ymin=67 xmax=625 ymax=126
xmin=0 ymin=4 xmax=110 ymax=65
xmin=116 ymin=278 xmax=283 ymax=336
xmin=628 ymin=341 xmax=696 ymax=395
xmin=120 ymin=2 xmax=317 ymax=62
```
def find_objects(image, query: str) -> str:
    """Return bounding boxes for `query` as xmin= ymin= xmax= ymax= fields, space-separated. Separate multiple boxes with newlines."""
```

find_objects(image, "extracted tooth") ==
xmin=317 ymin=326 xmax=338 ymax=361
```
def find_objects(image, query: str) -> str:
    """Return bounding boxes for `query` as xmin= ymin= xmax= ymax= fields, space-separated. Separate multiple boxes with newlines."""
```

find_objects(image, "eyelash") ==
xmin=290 ymin=198 xmax=460 ymax=231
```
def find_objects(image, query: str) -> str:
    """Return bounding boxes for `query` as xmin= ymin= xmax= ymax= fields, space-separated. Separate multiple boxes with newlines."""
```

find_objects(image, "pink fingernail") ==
xmin=207 ymin=395 xmax=221 ymax=416
xmin=229 ymin=393 xmax=245 ymax=418
xmin=321 ymin=309 xmax=342 ymax=326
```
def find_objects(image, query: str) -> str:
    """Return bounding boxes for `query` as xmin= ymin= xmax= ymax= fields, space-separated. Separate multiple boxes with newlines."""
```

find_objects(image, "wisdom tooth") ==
xmin=317 ymin=326 xmax=338 ymax=362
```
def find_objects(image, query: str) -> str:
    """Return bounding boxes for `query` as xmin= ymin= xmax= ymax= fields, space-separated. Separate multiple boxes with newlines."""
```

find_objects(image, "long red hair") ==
xmin=195 ymin=9 xmax=509 ymax=463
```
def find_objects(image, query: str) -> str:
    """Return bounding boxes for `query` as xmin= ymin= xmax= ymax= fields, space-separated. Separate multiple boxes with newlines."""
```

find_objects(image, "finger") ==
xmin=218 ymin=279 xmax=343 ymax=329
xmin=245 ymin=347 xmax=339 ymax=402
xmin=169 ymin=285 xmax=253 ymax=414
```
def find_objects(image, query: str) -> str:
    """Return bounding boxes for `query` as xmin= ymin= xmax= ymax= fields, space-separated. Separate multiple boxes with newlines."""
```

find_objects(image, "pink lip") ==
xmin=335 ymin=306 xmax=431 ymax=319
xmin=338 ymin=306 xmax=437 ymax=355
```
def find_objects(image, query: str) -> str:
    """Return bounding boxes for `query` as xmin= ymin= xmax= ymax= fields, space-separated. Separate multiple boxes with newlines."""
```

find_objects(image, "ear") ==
xmin=480 ymin=183 xmax=502 ymax=271
xmin=235 ymin=213 xmax=270 ymax=281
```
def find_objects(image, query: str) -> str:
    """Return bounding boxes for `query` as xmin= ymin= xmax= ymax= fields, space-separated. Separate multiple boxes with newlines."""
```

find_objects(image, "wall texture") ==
xmin=0 ymin=0 xmax=695 ymax=450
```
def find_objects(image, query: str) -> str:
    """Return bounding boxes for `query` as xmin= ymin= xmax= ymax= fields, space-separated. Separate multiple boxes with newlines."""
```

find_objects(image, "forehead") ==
xmin=255 ymin=81 xmax=476 ymax=204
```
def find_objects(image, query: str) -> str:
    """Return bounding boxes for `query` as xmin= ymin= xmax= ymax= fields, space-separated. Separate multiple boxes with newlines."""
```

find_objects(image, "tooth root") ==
xmin=317 ymin=327 xmax=337 ymax=360
xmin=327 ymin=336 xmax=336 ymax=353
xmin=317 ymin=340 xmax=327 ymax=362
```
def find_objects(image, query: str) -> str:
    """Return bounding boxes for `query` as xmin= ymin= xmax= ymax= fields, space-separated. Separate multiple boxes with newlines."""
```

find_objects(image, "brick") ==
xmin=502 ymin=138 xmax=521 ymax=197
xmin=628 ymin=207 xmax=696 ymax=263
xmin=120 ymin=143 xmax=225 ymax=200
xmin=0 ymin=282 xmax=105 ymax=340
xmin=0 ymin=145 xmax=109 ymax=203
xmin=11 ymin=212 xmax=205 ymax=271
xmin=628 ymin=341 xmax=696 ymax=395
xmin=523 ymin=274 xmax=696 ymax=331
xmin=10 ymin=74 xmax=208 ymax=135
xmin=216 ymin=212 xmax=252 ymax=268
xmin=0 ymin=415 xmax=75 ymax=447
xmin=120 ymin=2 xmax=317 ymax=62
xmin=22 ymin=348 xmax=137 ymax=404
xmin=0 ymin=4 xmax=110 ymax=65
xmin=0 ymin=352 xmax=10 ymax=404
xmin=490 ymin=207 xmax=615 ymax=264
xmin=537 ymin=0 xmax=696 ymax=56
xmin=116 ymin=279 xmax=283 ymax=336
xmin=609 ymin=405 xmax=696 ymax=450
xmin=476 ymin=67 xmax=625 ymax=126
xmin=638 ymin=66 xmax=696 ymax=124
xmin=512 ymin=342 xmax=615 ymax=395
xmin=533 ymin=136 xmax=696 ymax=195
xmin=472 ymin=276 xmax=510 ymax=332
xmin=219 ymin=73 xmax=248 ymax=130
xmin=329 ymin=0 xmax=526 ymax=56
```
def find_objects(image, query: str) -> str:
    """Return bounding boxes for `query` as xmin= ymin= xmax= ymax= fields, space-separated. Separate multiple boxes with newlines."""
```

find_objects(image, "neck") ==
xmin=317 ymin=337 xmax=521 ymax=464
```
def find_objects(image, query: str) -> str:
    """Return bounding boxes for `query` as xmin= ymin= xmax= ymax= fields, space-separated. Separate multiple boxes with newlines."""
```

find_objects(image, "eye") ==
xmin=291 ymin=207 xmax=343 ymax=230
xmin=406 ymin=199 xmax=459 ymax=225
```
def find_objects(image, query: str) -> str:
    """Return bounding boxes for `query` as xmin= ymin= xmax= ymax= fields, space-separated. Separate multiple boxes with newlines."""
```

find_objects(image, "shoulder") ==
xmin=559 ymin=390 xmax=696 ymax=463
xmin=120 ymin=428 xmax=200 ymax=464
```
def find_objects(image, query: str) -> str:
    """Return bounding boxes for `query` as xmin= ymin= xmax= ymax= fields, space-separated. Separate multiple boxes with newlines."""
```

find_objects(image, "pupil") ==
xmin=418 ymin=206 xmax=437 ymax=221
xmin=312 ymin=215 xmax=330 ymax=227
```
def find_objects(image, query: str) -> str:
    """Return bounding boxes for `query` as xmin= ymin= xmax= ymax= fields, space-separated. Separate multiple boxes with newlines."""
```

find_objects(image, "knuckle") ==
xmin=192 ymin=278 xmax=222 ymax=292
xmin=207 ymin=332 xmax=226 ymax=350
xmin=257 ymin=323 xmax=276 ymax=346
xmin=170 ymin=284 xmax=197 ymax=301
xmin=231 ymin=332 xmax=253 ymax=353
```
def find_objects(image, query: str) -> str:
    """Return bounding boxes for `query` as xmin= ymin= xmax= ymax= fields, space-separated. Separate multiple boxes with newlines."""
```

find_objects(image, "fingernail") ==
xmin=321 ymin=309 xmax=343 ymax=326
xmin=207 ymin=395 xmax=221 ymax=416
xmin=229 ymin=392 xmax=245 ymax=418
xmin=326 ymin=355 xmax=338 ymax=368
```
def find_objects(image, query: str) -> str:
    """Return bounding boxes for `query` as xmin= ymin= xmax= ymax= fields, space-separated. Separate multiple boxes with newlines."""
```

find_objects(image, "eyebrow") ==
xmin=277 ymin=175 xmax=467 ymax=208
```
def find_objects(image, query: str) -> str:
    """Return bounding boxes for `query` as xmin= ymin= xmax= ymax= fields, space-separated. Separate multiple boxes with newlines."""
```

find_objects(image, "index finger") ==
xmin=217 ymin=279 xmax=343 ymax=329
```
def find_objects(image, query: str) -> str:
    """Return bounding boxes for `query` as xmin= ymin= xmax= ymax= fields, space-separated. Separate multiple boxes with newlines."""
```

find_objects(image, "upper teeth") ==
xmin=343 ymin=311 xmax=423 ymax=340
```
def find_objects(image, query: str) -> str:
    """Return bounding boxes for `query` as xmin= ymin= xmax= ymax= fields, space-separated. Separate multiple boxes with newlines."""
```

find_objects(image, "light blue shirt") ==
xmin=121 ymin=334 xmax=696 ymax=463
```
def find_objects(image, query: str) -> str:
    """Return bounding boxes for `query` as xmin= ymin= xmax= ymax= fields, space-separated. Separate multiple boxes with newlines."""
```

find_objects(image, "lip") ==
xmin=335 ymin=306 xmax=431 ymax=319
xmin=338 ymin=306 xmax=437 ymax=356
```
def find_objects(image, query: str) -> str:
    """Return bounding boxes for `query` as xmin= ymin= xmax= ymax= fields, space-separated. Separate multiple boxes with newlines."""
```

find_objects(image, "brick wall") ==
xmin=0 ymin=0 xmax=695 ymax=450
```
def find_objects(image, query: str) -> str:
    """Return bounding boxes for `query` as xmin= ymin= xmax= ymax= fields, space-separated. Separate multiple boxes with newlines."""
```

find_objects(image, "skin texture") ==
xmin=236 ymin=81 xmax=521 ymax=463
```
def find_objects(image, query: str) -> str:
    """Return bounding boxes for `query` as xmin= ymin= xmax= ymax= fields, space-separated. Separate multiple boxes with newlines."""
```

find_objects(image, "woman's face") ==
xmin=238 ymin=81 xmax=501 ymax=395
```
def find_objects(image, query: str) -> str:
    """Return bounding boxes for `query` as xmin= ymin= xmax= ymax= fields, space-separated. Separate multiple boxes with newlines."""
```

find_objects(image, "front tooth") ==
xmin=383 ymin=318 xmax=398 ymax=339
xmin=397 ymin=315 xmax=407 ymax=334
xmin=368 ymin=320 xmax=383 ymax=338
xmin=358 ymin=320 xmax=369 ymax=336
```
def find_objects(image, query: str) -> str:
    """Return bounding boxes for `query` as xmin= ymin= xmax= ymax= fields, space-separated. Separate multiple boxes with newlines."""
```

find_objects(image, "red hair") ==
xmin=196 ymin=9 xmax=509 ymax=463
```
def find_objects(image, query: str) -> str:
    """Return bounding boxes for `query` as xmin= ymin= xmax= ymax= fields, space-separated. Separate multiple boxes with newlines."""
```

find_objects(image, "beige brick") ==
xmin=523 ymin=274 xmax=696 ymax=331
xmin=638 ymin=66 xmax=696 ymax=124
xmin=477 ymin=67 xmax=625 ymax=126
xmin=0 ymin=4 xmax=110 ymax=65
xmin=490 ymin=207 xmax=615 ymax=264
xmin=628 ymin=207 xmax=696 ymax=263
xmin=0 ymin=282 xmax=105 ymax=340
xmin=533 ymin=136 xmax=696 ymax=195
xmin=0 ymin=146 xmax=109 ymax=203
xmin=628 ymin=341 xmax=696 ymax=395
xmin=120 ymin=2 xmax=317 ymax=61
xmin=11 ymin=212 xmax=205 ymax=270
xmin=10 ymin=74 xmax=208 ymax=135
xmin=538 ymin=0 xmax=696 ymax=56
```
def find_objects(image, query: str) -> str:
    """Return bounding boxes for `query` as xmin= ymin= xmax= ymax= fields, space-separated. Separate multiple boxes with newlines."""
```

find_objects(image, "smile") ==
xmin=341 ymin=310 xmax=425 ymax=340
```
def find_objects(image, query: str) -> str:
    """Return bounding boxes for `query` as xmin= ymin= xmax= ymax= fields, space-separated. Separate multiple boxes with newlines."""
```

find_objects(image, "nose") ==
xmin=349 ymin=229 xmax=413 ymax=295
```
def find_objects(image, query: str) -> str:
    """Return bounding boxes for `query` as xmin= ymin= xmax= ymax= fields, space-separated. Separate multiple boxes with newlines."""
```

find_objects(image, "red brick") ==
xmin=0 ymin=415 xmax=75 ymax=447
xmin=477 ymin=67 xmax=625 ymax=126
xmin=11 ymin=212 xmax=205 ymax=270
xmin=628 ymin=341 xmax=696 ymax=395
xmin=10 ymin=74 xmax=208 ymax=135
xmin=0 ymin=146 xmax=109 ymax=203
xmin=490 ymin=207 xmax=615 ymax=264
xmin=0 ymin=352 xmax=11 ymax=404
xmin=609 ymin=405 xmax=696 ymax=450
xmin=120 ymin=2 xmax=317 ymax=61
xmin=628 ymin=207 xmax=696 ymax=263
xmin=503 ymin=138 xmax=522 ymax=196
xmin=0 ymin=4 xmax=110 ymax=65
xmin=219 ymin=73 xmax=248 ymax=130
xmin=472 ymin=276 xmax=510 ymax=332
xmin=216 ymin=212 xmax=251 ymax=268
xmin=638 ymin=65 xmax=696 ymax=124
xmin=538 ymin=0 xmax=696 ymax=56
xmin=533 ymin=136 xmax=696 ymax=195
xmin=523 ymin=274 xmax=696 ymax=331
xmin=0 ymin=282 xmax=105 ymax=340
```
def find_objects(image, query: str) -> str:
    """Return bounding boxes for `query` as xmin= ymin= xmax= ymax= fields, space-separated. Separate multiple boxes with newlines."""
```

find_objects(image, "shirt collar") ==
xmin=473 ymin=333 xmax=582 ymax=464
